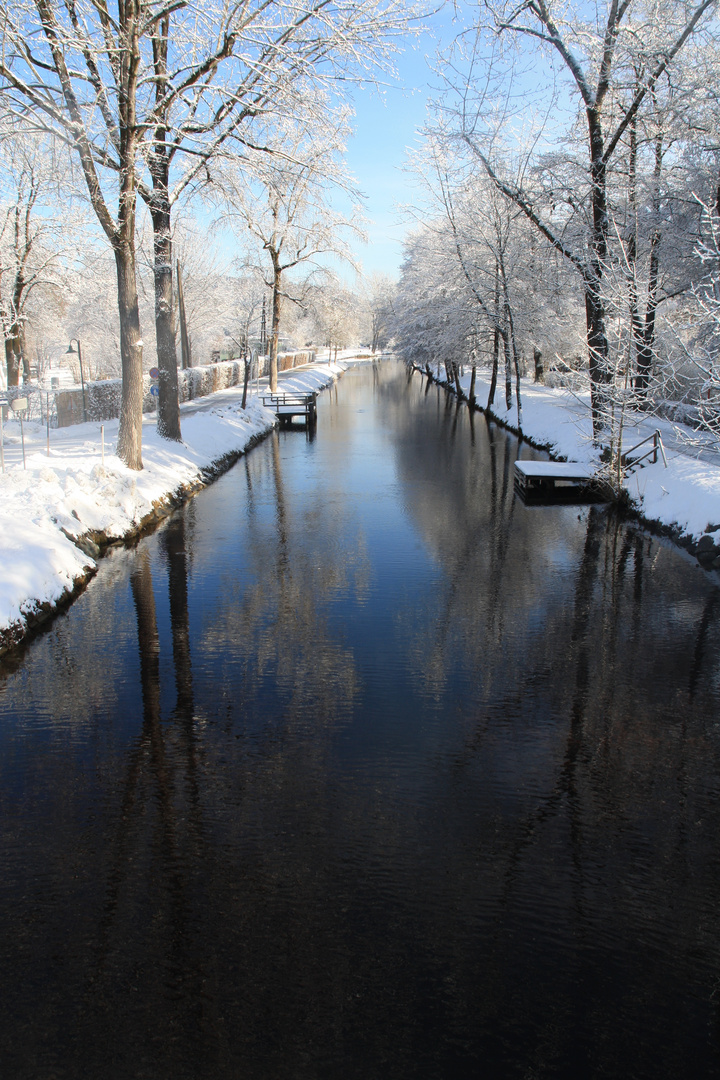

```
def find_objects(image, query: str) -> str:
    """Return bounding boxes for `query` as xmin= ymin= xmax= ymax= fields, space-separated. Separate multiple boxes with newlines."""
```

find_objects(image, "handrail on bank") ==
xmin=622 ymin=429 xmax=668 ymax=470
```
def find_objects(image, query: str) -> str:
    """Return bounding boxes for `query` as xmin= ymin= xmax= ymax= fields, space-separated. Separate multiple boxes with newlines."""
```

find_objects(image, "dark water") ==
xmin=2 ymin=361 xmax=720 ymax=1080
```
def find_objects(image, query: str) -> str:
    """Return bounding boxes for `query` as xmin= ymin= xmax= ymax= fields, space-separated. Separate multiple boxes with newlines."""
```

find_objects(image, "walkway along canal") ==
xmin=1 ymin=360 xmax=720 ymax=1079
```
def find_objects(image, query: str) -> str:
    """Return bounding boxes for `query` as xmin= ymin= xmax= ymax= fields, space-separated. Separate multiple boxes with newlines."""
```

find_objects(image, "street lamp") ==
xmin=66 ymin=338 xmax=87 ymax=422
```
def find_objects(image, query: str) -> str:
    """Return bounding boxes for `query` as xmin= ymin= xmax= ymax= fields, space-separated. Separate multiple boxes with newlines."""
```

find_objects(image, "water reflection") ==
xmin=0 ymin=362 xmax=719 ymax=1079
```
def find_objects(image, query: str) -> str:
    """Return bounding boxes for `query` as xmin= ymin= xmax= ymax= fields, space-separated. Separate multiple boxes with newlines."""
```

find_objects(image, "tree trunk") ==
xmin=453 ymin=361 xmax=463 ymax=398
xmin=533 ymin=346 xmax=544 ymax=383
xmin=500 ymin=252 xmax=521 ymax=426
xmin=114 ymin=241 xmax=144 ymax=471
xmin=150 ymin=203 xmax=181 ymax=440
xmin=503 ymin=329 xmax=513 ymax=411
xmin=514 ymin=349 xmax=522 ymax=429
xmin=586 ymin=110 xmax=612 ymax=436
xmin=4 ymin=330 xmax=22 ymax=387
xmin=177 ymin=262 xmax=191 ymax=370
xmin=488 ymin=325 xmax=499 ymax=410
xmin=114 ymin=7 xmax=143 ymax=470
xmin=635 ymin=128 xmax=664 ymax=400
xmin=469 ymin=363 xmax=477 ymax=406
xmin=626 ymin=107 xmax=645 ymax=392
xmin=242 ymin=354 xmax=250 ymax=409
xmin=487 ymin=262 xmax=500 ymax=409
xmin=585 ymin=280 xmax=611 ymax=433
xmin=635 ymin=231 xmax=661 ymax=396
xmin=146 ymin=17 xmax=181 ymax=442
xmin=269 ymin=263 xmax=281 ymax=393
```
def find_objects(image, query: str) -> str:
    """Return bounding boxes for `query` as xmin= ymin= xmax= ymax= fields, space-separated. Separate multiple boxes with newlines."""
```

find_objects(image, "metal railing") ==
xmin=260 ymin=391 xmax=317 ymax=423
xmin=621 ymin=429 xmax=668 ymax=471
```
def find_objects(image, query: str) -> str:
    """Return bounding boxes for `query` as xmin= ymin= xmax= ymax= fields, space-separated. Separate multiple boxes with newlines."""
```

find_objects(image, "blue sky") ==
xmin=343 ymin=8 xmax=464 ymax=280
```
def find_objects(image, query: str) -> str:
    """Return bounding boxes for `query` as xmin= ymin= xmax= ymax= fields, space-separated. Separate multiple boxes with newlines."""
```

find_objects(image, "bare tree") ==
xmin=218 ymin=113 xmax=363 ymax=391
xmin=0 ymin=0 xmax=152 ymax=467
xmin=0 ymin=135 xmax=73 ymax=386
xmin=0 ymin=0 xmax=418 ymax=459
xmin=446 ymin=0 xmax=717 ymax=436
xmin=137 ymin=0 xmax=418 ymax=438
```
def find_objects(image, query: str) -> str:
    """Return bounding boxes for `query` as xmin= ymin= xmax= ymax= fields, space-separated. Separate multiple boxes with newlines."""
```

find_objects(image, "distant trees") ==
xmin=219 ymin=113 xmax=363 ymax=390
xmin=363 ymin=273 xmax=396 ymax=353
xmin=306 ymin=278 xmax=361 ymax=358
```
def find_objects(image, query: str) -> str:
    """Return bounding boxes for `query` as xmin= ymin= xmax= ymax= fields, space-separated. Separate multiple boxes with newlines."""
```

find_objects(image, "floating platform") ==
xmin=261 ymin=391 xmax=317 ymax=427
xmin=514 ymin=460 xmax=602 ymax=504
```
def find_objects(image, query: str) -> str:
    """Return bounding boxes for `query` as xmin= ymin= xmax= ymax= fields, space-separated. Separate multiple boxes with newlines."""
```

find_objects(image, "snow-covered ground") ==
xmin=442 ymin=367 xmax=720 ymax=543
xmin=0 ymin=359 xmax=354 ymax=652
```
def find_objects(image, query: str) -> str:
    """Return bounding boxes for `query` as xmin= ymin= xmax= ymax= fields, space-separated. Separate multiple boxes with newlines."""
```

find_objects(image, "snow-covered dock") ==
xmin=514 ymin=459 xmax=600 ymax=502
xmin=260 ymin=390 xmax=317 ymax=426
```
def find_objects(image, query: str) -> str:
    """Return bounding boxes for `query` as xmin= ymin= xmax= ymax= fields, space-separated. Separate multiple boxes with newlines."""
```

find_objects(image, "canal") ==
xmin=1 ymin=360 xmax=720 ymax=1079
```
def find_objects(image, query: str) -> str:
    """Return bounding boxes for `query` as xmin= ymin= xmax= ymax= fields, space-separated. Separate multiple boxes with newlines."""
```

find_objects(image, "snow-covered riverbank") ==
xmin=0 ymin=361 xmax=350 ymax=656
xmin=425 ymin=366 xmax=720 ymax=567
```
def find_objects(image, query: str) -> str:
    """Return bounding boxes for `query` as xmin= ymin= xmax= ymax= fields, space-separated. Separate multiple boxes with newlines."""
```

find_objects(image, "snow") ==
xmin=514 ymin=460 xmax=595 ymax=479
xmin=0 ymin=359 xmax=350 ymax=646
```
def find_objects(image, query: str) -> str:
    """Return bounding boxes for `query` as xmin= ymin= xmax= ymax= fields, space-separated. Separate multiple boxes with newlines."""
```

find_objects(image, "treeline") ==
xmin=0 ymin=0 xmax=409 ymax=468
xmin=393 ymin=0 xmax=720 ymax=452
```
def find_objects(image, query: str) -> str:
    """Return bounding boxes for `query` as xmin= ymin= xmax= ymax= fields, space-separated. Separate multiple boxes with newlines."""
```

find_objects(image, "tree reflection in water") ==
xmin=0 ymin=363 xmax=720 ymax=1079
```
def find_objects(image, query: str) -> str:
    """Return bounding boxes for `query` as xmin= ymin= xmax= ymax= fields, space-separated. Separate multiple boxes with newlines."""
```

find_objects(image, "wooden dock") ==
xmin=261 ymin=391 xmax=317 ymax=427
xmin=514 ymin=460 xmax=601 ymax=503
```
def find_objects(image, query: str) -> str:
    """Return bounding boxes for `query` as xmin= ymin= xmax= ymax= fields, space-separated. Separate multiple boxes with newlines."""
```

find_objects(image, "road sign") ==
xmin=11 ymin=397 xmax=28 ymax=412
xmin=149 ymin=367 xmax=159 ymax=379
xmin=150 ymin=385 xmax=160 ymax=396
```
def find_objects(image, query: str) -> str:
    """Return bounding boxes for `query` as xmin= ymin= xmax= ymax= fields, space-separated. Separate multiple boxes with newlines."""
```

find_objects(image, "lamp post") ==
xmin=66 ymin=338 xmax=87 ymax=422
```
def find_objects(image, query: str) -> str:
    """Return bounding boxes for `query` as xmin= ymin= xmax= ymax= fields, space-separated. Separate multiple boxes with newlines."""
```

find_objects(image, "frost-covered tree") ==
xmin=0 ymin=0 xmax=156 ymax=466
xmin=362 ymin=272 xmax=396 ymax=353
xmin=307 ymin=277 xmax=362 ymax=358
xmin=218 ymin=112 xmax=363 ymax=390
xmin=442 ymin=0 xmax=718 ymax=435
xmin=395 ymin=224 xmax=477 ymax=380
xmin=0 ymin=135 xmax=76 ymax=387
xmin=0 ymin=0 xmax=420 ymax=460
xmin=134 ymin=0 xmax=420 ymax=439
xmin=399 ymin=130 xmax=588 ymax=423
